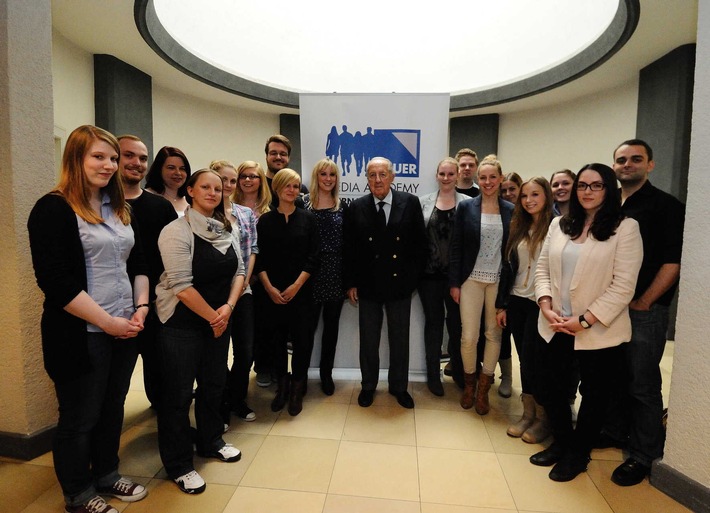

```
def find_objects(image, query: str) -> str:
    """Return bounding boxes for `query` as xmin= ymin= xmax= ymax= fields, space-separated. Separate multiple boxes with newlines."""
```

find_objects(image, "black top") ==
xmin=456 ymin=185 xmax=480 ymax=198
xmin=27 ymin=193 xmax=147 ymax=382
xmin=621 ymin=180 xmax=685 ymax=306
xmin=306 ymin=199 xmax=347 ymax=303
xmin=127 ymin=191 xmax=177 ymax=300
xmin=256 ymin=207 xmax=320 ymax=303
xmin=166 ymin=235 xmax=239 ymax=329
xmin=424 ymin=206 xmax=456 ymax=276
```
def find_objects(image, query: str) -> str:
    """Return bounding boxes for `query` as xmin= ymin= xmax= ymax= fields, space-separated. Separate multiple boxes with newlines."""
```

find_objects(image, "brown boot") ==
xmin=460 ymin=372 xmax=477 ymax=409
xmin=288 ymin=378 xmax=305 ymax=416
xmin=271 ymin=373 xmax=290 ymax=412
xmin=475 ymin=373 xmax=494 ymax=415
xmin=507 ymin=393 xmax=536 ymax=437
xmin=522 ymin=402 xmax=551 ymax=443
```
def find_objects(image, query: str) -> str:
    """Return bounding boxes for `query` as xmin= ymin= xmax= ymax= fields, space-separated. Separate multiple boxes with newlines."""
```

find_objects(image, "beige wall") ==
xmin=498 ymin=80 xmax=639 ymax=180
xmin=152 ymin=87 xmax=279 ymax=169
xmin=663 ymin=0 xmax=710 ymax=487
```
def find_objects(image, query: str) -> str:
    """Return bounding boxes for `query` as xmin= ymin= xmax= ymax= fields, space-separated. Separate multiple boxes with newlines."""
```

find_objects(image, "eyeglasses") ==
xmin=267 ymin=151 xmax=288 ymax=158
xmin=239 ymin=175 xmax=260 ymax=181
xmin=577 ymin=182 xmax=606 ymax=191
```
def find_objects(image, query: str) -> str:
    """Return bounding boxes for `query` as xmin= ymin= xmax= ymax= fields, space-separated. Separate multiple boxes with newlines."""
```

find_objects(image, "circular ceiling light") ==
xmin=135 ymin=0 xmax=638 ymax=110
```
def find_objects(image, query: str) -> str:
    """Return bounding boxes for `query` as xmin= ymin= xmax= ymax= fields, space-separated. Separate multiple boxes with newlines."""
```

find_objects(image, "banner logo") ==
xmin=324 ymin=125 xmax=420 ymax=178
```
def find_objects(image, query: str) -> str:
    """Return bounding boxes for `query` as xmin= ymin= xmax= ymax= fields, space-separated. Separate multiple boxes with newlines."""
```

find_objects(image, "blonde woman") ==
xmin=449 ymin=155 xmax=514 ymax=415
xmin=304 ymin=158 xmax=347 ymax=395
xmin=234 ymin=160 xmax=271 ymax=218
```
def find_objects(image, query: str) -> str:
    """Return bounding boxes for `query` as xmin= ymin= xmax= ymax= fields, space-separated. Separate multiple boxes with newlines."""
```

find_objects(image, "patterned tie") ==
xmin=377 ymin=200 xmax=387 ymax=229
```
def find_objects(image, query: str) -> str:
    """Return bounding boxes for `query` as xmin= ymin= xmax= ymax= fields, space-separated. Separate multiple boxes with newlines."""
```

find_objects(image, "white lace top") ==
xmin=469 ymin=213 xmax=503 ymax=283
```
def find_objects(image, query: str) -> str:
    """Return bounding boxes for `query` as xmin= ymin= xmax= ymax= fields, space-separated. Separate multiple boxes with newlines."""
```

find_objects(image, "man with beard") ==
xmin=264 ymin=134 xmax=307 ymax=208
xmin=118 ymin=135 xmax=177 ymax=408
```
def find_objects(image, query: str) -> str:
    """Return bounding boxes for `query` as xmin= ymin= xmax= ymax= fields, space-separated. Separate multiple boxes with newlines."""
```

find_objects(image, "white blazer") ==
xmin=535 ymin=216 xmax=643 ymax=350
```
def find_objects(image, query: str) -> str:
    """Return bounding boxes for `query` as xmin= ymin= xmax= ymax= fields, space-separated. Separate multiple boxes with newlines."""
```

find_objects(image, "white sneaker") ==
xmin=215 ymin=443 xmax=241 ymax=462
xmin=174 ymin=470 xmax=206 ymax=494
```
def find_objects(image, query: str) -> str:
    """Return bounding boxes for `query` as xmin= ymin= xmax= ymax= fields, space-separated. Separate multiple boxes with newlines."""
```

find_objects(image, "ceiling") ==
xmin=51 ymin=0 xmax=698 ymax=116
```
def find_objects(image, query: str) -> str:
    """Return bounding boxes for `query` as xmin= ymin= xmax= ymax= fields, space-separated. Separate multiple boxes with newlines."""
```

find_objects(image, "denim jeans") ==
xmin=226 ymin=293 xmax=254 ymax=408
xmin=358 ymin=296 xmax=412 ymax=393
xmin=157 ymin=324 xmax=229 ymax=479
xmin=418 ymin=276 xmax=461 ymax=380
xmin=626 ymin=304 xmax=669 ymax=466
xmin=53 ymin=332 xmax=138 ymax=506
xmin=311 ymin=298 xmax=345 ymax=377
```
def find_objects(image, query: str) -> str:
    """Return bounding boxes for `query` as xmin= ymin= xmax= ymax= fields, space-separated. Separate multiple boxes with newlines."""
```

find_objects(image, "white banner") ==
xmin=299 ymin=93 xmax=450 ymax=204
xmin=300 ymin=93 xmax=450 ymax=379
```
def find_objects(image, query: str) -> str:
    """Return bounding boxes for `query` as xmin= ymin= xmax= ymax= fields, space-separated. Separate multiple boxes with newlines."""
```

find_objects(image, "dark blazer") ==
xmin=344 ymin=189 xmax=427 ymax=301
xmin=449 ymin=195 xmax=514 ymax=288
xmin=27 ymin=193 xmax=147 ymax=383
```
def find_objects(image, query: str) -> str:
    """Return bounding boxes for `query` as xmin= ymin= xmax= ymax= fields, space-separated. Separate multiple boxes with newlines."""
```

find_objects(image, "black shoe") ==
xmin=611 ymin=458 xmax=650 ymax=486
xmin=271 ymin=374 xmax=290 ymax=412
xmin=549 ymin=455 xmax=590 ymax=482
xmin=321 ymin=375 xmax=335 ymax=396
xmin=358 ymin=389 xmax=375 ymax=407
xmin=443 ymin=362 xmax=453 ymax=376
xmin=427 ymin=378 xmax=444 ymax=397
xmin=595 ymin=432 xmax=628 ymax=450
xmin=232 ymin=402 xmax=256 ymax=422
xmin=530 ymin=442 xmax=566 ymax=467
xmin=390 ymin=390 xmax=415 ymax=409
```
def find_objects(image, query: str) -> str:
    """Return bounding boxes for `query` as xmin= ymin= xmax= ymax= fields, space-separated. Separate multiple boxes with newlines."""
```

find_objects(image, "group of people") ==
xmin=27 ymin=125 xmax=683 ymax=512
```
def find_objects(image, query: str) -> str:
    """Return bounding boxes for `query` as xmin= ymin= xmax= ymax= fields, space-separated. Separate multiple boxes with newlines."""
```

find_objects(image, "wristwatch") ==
xmin=579 ymin=314 xmax=592 ymax=329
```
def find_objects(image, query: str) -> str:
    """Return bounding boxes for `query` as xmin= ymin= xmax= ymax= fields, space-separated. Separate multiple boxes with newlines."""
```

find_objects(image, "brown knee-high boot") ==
xmin=475 ymin=373 xmax=494 ymax=415
xmin=460 ymin=372 xmax=477 ymax=409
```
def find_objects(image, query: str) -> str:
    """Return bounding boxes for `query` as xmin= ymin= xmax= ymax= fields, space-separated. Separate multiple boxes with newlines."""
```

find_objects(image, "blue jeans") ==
xmin=157 ymin=324 xmax=229 ymax=479
xmin=53 ymin=332 xmax=138 ymax=506
xmin=626 ymin=304 xmax=669 ymax=466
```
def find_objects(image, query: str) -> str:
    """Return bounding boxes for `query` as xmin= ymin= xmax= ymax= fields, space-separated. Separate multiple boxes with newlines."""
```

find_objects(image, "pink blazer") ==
xmin=535 ymin=216 xmax=643 ymax=350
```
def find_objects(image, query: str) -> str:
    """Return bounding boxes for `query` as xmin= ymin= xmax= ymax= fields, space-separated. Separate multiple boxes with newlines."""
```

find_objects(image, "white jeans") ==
xmin=459 ymin=278 xmax=502 ymax=375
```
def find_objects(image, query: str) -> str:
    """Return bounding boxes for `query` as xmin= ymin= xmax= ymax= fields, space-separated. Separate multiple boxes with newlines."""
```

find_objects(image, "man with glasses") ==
xmin=264 ymin=134 xmax=307 ymax=207
xmin=606 ymin=139 xmax=685 ymax=486
xmin=344 ymin=157 xmax=427 ymax=409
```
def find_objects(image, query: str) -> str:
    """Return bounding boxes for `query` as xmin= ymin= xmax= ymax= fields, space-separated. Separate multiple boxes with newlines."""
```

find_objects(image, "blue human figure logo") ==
xmin=339 ymin=125 xmax=354 ymax=175
xmin=326 ymin=125 xmax=339 ymax=162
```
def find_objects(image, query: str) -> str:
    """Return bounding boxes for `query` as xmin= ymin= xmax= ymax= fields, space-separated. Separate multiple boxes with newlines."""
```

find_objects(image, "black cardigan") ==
xmin=27 ymin=193 xmax=147 ymax=383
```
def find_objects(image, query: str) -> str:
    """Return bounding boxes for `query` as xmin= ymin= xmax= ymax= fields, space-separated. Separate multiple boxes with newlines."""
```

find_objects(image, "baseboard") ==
xmin=0 ymin=425 xmax=55 ymax=461
xmin=652 ymin=460 xmax=710 ymax=513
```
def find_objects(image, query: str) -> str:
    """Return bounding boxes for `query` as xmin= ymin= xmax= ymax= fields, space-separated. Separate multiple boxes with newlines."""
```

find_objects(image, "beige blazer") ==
xmin=535 ymin=216 xmax=643 ymax=349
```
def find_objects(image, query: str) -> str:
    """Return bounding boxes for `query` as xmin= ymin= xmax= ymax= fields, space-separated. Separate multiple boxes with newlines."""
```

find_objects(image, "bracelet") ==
xmin=135 ymin=303 xmax=150 ymax=310
xmin=226 ymin=302 xmax=235 ymax=311
xmin=538 ymin=298 xmax=551 ymax=305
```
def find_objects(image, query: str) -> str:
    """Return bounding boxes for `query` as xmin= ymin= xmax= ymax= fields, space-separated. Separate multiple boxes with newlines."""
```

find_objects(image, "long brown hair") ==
xmin=505 ymin=176 xmax=553 ymax=261
xmin=53 ymin=125 xmax=130 ymax=225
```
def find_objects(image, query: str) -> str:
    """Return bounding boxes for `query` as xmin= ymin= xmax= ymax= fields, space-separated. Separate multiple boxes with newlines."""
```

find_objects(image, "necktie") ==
xmin=377 ymin=201 xmax=387 ymax=229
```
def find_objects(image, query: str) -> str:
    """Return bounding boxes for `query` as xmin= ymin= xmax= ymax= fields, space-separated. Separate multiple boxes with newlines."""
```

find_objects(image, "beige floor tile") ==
xmin=342 ymin=404 xmax=416 ymax=445
xmin=587 ymin=460 xmax=692 ymax=513
xmin=482 ymin=410 xmax=548 ymax=456
xmin=224 ymin=486 xmax=325 ymax=513
xmin=497 ymin=452 xmax=614 ymax=513
xmin=196 ymin=433 xmax=266 ymax=486
xmin=123 ymin=478 xmax=236 ymax=513
xmin=324 ymin=494 xmax=420 ymax=513
xmin=115 ymin=425 xmax=163 ymax=479
xmin=19 ymin=481 xmax=71 ymax=513
xmin=26 ymin=450 xmax=54 ymax=468
xmin=226 ymin=407 xmax=280 ymax=436
xmin=0 ymin=462 xmax=56 ymax=513
xmin=421 ymin=504 xmax=517 ymax=513
xmin=417 ymin=447 xmax=516 ymax=509
xmin=239 ymin=435 xmax=339 ymax=493
xmin=303 ymin=379 xmax=357 ymax=404
xmin=414 ymin=408 xmax=493 ymax=452
xmin=411 ymin=381 xmax=467 ymax=411
xmin=347 ymin=383 xmax=409 ymax=409
xmin=122 ymin=390 xmax=154 ymax=430
xmin=329 ymin=441 xmax=419 ymax=501
xmin=269 ymin=402 xmax=348 ymax=439
xmin=590 ymin=446 xmax=625 ymax=463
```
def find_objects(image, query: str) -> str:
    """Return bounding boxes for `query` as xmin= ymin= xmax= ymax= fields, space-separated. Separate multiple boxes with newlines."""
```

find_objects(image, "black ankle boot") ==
xmin=288 ymin=378 xmax=305 ymax=416
xmin=271 ymin=373 xmax=290 ymax=412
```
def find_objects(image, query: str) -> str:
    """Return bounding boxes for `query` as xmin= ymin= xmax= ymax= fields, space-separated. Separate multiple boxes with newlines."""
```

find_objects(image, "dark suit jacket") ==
xmin=344 ymin=189 xmax=426 ymax=301
xmin=449 ymin=195 xmax=514 ymax=288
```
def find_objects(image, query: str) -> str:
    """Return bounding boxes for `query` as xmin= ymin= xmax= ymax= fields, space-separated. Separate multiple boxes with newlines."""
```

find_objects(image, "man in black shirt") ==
xmin=610 ymin=139 xmax=685 ymax=486
xmin=119 ymin=135 xmax=178 ymax=408
xmin=454 ymin=148 xmax=480 ymax=198
xmin=264 ymin=134 xmax=307 ymax=208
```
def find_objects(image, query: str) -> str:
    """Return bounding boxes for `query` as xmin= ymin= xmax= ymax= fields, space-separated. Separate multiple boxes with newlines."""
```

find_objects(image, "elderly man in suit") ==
xmin=344 ymin=157 xmax=427 ymax=409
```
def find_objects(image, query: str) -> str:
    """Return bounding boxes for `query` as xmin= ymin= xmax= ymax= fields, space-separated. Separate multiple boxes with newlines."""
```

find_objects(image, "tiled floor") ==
xmin=1 ymin=343 xmax=689 ymax=513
